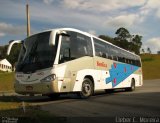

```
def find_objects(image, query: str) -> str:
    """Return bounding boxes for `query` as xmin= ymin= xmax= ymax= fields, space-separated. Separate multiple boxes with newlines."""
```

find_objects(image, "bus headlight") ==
xmin=41 ymin=74 xmax=56 ymax=82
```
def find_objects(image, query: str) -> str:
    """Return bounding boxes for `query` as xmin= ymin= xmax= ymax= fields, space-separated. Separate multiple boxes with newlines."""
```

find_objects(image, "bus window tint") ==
xmin=94 ymin=38 xmax=106 ymax=58
xmin=110 ymin=46 xmax=119 ymax=61
xmin=93 ymin=37 xmax=141 ymax=67
xmin=59 ymin=31 xmax=93 ymax=64
xmin=94 ymin=38 xmax=119 ymax=60
xmin=71 ymin=33 xmax=92 ymax=58
xmin=59 ymin=36 xmax=71 ymax=63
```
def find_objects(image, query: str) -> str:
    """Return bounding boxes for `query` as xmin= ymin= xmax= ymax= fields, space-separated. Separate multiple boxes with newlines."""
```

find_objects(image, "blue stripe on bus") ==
xmin=105 ymin=63 xmax=139 ymax=87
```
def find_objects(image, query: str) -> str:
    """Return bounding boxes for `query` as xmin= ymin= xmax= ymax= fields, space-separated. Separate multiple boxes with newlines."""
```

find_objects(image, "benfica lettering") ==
xmin=97 ymin=61 xmax=107 ymax=68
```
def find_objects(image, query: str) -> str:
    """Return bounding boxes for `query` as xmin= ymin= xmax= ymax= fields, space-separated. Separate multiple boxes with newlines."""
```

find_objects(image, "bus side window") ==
xmin=99 ymin=51 xmax=103 ymax=57
xmin=59 ymin=31 xmax=93 ymax=64
xmin=105 ymin=53 xmax=108 ymax=59
xmin=102 ymin=53 xmax=107 ymax=58
xmin=113 ymin=56 xmax=118 ymax=61
xmin=135 ymin=60 xmax=141 ymax=67
xmin=94 ymin=38 xmax=106 ymax=58
xmin=73 ymin=33 xmax=93 ymax=58
xmin=105 ymin=44 xmax=110 ymax=59
xmin=59 ymin=36 xmax=71 ymax=64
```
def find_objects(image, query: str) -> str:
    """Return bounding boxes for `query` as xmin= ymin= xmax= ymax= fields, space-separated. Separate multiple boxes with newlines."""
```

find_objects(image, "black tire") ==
xmin=48 ymin=93 xmax=60 ymax=99
xmin=126 ymin=78 xmax=135 ymax=91
xmin=79 ymin=78 xmax=94 ymax=99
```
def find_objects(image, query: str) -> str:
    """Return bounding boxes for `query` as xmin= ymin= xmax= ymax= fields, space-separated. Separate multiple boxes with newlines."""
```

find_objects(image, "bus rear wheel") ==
xmin=126 ymin=78 xmax=135 ymax=91
xmin=79 ymin=78 xmax=93 ymax=99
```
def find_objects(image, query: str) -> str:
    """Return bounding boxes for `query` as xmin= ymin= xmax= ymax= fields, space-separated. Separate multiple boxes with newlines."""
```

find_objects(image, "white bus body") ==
xmin=7 ymin=28 xmax=143 ymax=98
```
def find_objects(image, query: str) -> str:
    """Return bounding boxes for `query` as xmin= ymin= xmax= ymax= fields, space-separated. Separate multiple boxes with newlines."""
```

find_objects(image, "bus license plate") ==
xmin=26 ymin=86 xmax=33 ymax=91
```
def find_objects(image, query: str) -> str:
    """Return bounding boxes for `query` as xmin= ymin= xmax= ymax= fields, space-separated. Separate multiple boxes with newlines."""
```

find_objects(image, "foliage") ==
xmin=99 ymin=35 xmax=115 ymax=44
xmin=142 ymin=49 xmax=145 ymax=53
xmin=115 ymin=27 xmax=131 ymax=41
xmin=99 ymin=27 xmax=142 ymax=54
xmin=147 ymin=47 xmax=152 ymax=54
xmin=0 ymin=45 xmax=8 ymax=59
xmin=141 ymin=54 xmax=160 ymax=80
xmin=6 ymin=43 xmax=21 ymax=67
xmin=0 ymin=43 xmax=21 ymax=68
xmin=114 ymin=27 xmax=142 ymax=54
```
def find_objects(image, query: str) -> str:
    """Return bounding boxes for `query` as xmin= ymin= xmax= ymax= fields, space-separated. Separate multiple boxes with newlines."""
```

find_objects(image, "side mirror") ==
xmin=7 ymin=40 xmax=22 ymax=55
xmin=49 ymin=30 xmax=57 ymax=46
xmin=49 ymin=30 xmax=69 ymax=46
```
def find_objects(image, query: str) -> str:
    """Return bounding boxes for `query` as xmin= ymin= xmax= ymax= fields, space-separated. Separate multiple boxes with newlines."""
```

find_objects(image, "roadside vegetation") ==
xmin=0 ymin=96 xmax=58 ymax=123
xmin=0 ymin=71 xmax=14 ymax=92
xmin=141 ymin=54 xmax=160 ymax=80
xmin=0 ymin=83 xmax=57 ymax=122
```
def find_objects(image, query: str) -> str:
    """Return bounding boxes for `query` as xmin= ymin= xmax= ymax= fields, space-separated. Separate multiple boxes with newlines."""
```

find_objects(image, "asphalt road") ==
xmin=19 ymin=79 xmax=160 ymax=121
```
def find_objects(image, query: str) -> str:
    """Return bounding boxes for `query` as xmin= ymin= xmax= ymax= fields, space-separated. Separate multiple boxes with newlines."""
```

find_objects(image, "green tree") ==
xmin=115 ymin=27 xmax=131 ymax=41
xmin=129 ymin=35 xmax=142 ymax=54
xmin=0 ymin=45 xmax=8 ymax=59
xmin=147 ymin=47 xmax=151 ymax=54
xmin=114 ymin=27 xmax=142 ymax=54
xmin=6 ymin=43 xmax=21 ymax=67
xmin=99 ymin=35 xmax=115 ymax=44
xmin=142 ymin=49 xmax=145 ymax=53
xmin=114 ymin=27 xmax=131 ymax=50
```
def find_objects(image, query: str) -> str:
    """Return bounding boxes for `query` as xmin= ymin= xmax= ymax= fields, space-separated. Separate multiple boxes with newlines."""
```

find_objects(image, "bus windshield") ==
xmin=16 ymin=31 xmax=58 ymax=73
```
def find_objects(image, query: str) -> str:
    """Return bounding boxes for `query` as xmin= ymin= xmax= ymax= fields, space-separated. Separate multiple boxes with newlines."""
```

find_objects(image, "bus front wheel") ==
xmin=79 ymin=78 xmax=93 ymax=99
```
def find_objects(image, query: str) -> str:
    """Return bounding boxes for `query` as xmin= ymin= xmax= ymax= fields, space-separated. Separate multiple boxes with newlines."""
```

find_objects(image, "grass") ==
xmin=0 ymin=71 xmax=14 ymax=92
xmin=0 ymin=96 xmax=22 ymax=110
xmin=0 ymin=106 xmax=61 ymax=123
xmin=141 ymin=54 xmax=160 ymax=80
xmin=0 ymin=96 xmax=62 ymax=123
xmin=0 ymin=108 xmax=63 ymax=123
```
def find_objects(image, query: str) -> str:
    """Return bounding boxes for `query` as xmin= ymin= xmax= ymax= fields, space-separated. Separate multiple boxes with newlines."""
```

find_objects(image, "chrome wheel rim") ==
xmin=82 ymin=82 xmax=91 ymax=96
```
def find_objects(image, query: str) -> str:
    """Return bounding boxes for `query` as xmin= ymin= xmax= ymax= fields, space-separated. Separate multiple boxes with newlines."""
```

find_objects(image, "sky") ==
xmin=0 ymin=0 xmax=160 ymax=53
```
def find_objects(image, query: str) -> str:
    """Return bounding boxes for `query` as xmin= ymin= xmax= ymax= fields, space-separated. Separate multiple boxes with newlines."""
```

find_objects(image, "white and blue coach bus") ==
xmin=7 ymin=28 xmax=143 ymax=98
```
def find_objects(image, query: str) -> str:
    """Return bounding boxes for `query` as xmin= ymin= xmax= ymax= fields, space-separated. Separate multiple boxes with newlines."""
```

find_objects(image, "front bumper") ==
xmin=14 ymin=81 xmax=58 ymax=95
